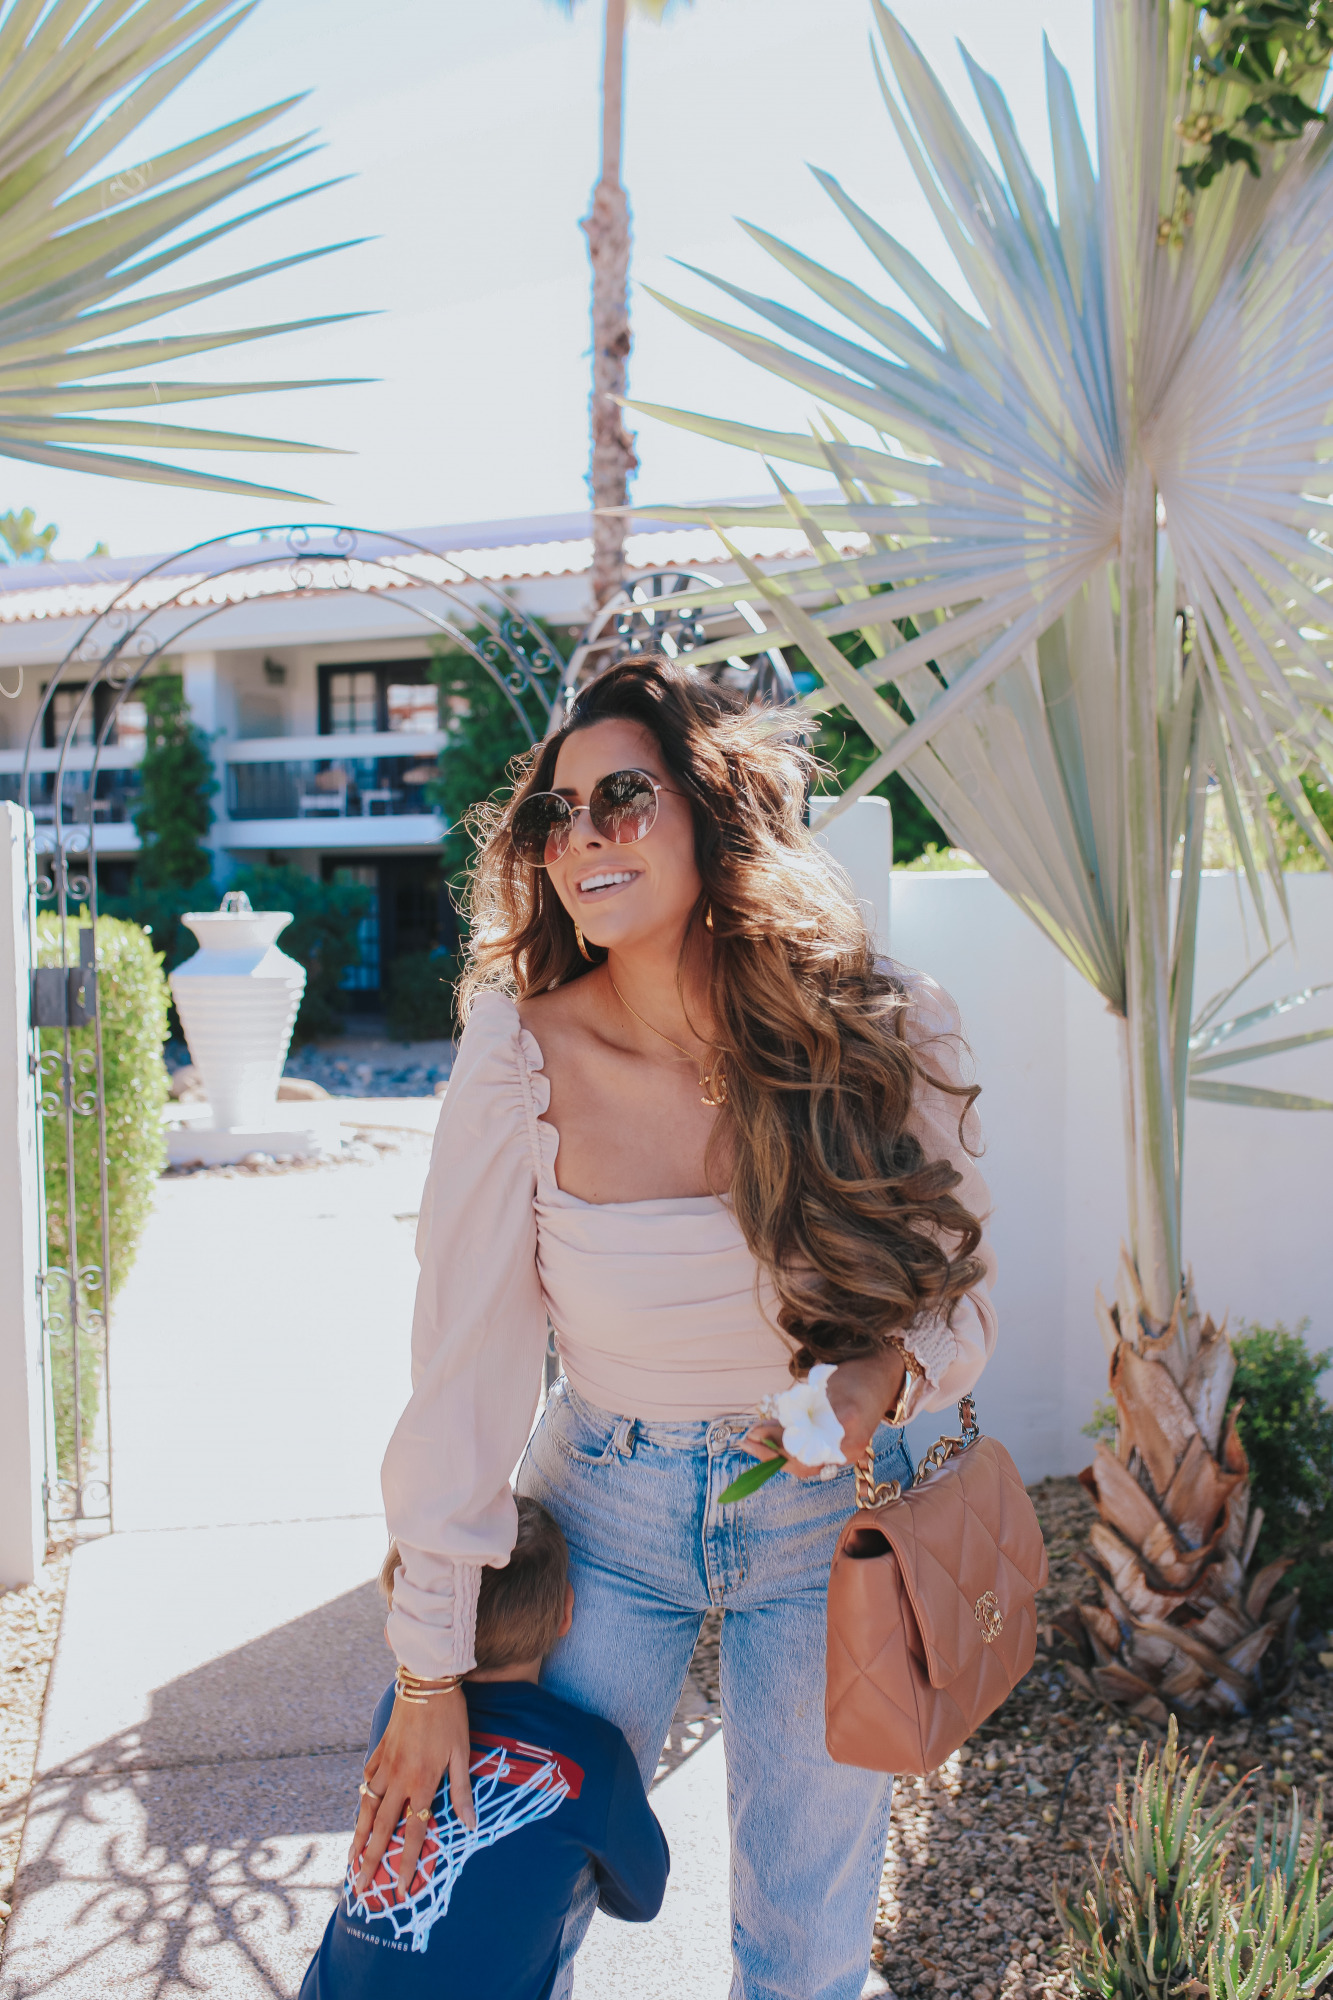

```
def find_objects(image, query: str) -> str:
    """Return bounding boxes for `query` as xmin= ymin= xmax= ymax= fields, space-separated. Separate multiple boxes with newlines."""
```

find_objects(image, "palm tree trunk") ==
xmin=583 ymin=0 xmax=638 ymax=612
xmin=1119 ymin=453 xmax=1180 ymax=1324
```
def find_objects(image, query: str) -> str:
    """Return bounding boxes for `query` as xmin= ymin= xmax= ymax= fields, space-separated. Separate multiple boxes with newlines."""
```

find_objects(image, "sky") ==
xmin=10 ymin=0 xmax=1096 ymax=568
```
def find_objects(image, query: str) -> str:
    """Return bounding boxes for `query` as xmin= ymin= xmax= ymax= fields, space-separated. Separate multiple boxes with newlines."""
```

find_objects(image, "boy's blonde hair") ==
xmin=380 ymin=1497 xmax=569 ymax=1671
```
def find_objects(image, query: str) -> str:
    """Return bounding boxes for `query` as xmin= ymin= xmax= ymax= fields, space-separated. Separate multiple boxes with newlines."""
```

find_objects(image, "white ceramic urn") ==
xmin=169 ymin=892 xmax=307 ymax=1131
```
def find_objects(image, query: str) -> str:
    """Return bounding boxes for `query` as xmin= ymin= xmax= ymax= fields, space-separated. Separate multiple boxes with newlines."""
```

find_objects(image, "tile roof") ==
xmin=0 ymin=509 xmax=866 ymax=627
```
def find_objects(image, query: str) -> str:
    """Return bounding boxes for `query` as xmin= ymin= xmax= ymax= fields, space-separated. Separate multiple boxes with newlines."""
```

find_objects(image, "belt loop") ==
xmin=612 ymin=1416 xmax=637 ymax=1459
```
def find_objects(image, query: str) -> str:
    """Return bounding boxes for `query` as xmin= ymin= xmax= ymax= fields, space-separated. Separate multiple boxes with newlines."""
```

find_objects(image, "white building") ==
xmin=0 ymin=513 xmax=819 ymax=1009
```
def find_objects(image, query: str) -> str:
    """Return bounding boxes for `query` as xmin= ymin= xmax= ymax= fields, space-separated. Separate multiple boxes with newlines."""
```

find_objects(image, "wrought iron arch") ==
xmin=555 ymin=567 xmax=796 ymax=728
xmin=19 ymin=523 xmax=568 ymax=1535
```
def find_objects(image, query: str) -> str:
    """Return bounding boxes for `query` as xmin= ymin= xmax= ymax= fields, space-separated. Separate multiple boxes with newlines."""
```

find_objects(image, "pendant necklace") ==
xmin=609 ymin=975 xmax=728 ymax=1107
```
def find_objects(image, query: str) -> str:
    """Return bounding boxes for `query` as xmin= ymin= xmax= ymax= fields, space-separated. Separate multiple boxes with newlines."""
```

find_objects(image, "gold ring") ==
xmin=358 ymin=1781 xmax=382 ymax=1801
xmin=410 ymin=1806 xmax=431 ymax=1825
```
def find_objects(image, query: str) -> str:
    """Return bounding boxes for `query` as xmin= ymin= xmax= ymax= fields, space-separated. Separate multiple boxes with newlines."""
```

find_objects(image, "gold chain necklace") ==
xmin=609 ymin=975 xmax=727 ymax=1108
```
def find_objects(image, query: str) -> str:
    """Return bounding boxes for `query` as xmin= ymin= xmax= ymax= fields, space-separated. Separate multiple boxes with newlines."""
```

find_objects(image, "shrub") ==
xmin=37 ymin=911 xmax=169 ymax=1478
xmin=132 ymin=676 xmax=216 ymax=890
xmin=1056 ymin=1717 xmax=1333 ymax=1999
xmin=226 ymin=862 xmax=373 ymax=1043
xmin=100 ymin=875 xmax=214 ymax=979
xmin=428 ymin=632 xmax=559 ymax=895
xmin=1230 ymin=1321 xmax=1333 ymax=1635
xmin=385 ymin=951 xmax=458 ymax=1042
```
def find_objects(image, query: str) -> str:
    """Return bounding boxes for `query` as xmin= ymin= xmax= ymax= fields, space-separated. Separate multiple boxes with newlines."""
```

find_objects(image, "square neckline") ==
xmin=518 ymin=1009 xmax=727 ymax=1215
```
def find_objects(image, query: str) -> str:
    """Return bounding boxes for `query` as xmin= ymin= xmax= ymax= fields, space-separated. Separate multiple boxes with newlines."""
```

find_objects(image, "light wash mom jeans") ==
xmin=516 ymin=1377 xmax=914 ymax=2000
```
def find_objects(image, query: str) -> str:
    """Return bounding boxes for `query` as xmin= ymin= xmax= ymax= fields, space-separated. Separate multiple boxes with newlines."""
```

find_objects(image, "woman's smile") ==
xmin=573 ymin=865 xmax=643 ymax=900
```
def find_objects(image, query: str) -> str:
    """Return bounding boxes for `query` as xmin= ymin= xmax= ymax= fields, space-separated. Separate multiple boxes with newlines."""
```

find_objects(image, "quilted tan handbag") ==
xmin=826 ymin=1396 xmax=1049 ymax=1775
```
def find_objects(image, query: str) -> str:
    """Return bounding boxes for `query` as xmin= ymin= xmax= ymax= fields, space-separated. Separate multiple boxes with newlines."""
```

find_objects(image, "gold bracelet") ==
xmin=395 ymin=1664 xmax=466 ymax=1705
xmin=885 ymin=1338 xmax=916 ymax=1429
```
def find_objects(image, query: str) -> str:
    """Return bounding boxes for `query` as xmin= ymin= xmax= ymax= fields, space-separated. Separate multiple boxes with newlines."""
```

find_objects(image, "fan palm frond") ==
xmin=0 ymin=0 xmax=368 ymax=501
xmin=626 ymin=0 xmax=1333 ymax=1314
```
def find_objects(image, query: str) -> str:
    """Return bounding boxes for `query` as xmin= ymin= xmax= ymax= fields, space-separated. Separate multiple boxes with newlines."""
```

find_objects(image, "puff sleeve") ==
xmin=892 ymin=966 xmax=999 ymax=1420
xmin=381 ymin=992 xmax=550 ymax=1676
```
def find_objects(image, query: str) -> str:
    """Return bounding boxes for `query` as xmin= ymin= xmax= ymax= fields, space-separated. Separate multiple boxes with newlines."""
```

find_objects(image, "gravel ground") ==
xmin=0 ymin=1546 xmax=71 ymax=1945
xmin=165 ymin=1035 xmax=457 ymax=1099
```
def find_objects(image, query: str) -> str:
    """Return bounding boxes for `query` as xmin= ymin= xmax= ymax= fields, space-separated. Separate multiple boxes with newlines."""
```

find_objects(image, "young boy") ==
xmin=300 ymin=1499 xmax=668 ymax=2000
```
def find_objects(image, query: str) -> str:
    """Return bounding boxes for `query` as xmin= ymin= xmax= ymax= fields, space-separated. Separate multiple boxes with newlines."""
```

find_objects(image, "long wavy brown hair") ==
xmin=461 ymin=657 xmax=984 ymax=1372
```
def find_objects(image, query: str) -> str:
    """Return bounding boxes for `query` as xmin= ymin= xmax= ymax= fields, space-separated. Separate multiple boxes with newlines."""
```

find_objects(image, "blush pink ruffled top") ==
xmin=381 ymin=966 xmax=998 ymax=1676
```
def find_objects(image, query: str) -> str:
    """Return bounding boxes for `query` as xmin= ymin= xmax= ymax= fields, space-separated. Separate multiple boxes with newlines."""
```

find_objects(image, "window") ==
xmin=50 ymin=688 xmax=96 ymax=748
xmin=386 ymin=681 xmax=439 ymax=732
xmin=318 ymin=660 xmax=435 ymax=736
xmin=42 ymin=683 xmax=158 ymax=750
xmin=114 ymin=700 xmax=147 ymax=753
xmin=328 ymin=670 xmax=379 ymax=734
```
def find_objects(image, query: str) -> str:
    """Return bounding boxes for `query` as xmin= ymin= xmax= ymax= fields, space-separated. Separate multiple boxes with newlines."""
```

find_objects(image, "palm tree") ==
xmin=622 ymin=0 xmax=1333 ymax=1719
xmin=0 ymin=0 xmax=363 ymax=502
xmin=558 ymin=0 xmax=688 ymax=609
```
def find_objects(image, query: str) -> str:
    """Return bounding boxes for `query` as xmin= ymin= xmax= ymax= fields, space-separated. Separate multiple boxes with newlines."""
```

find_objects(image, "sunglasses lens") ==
xmin=591 ymin=770 xmax=659 ymax=844
xmin=511 ymin=794 xmax=572 ymax=866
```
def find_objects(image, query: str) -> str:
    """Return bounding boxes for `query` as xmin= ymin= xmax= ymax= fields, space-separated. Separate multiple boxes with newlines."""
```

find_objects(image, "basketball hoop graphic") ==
xmin=344 ymin=1735 xmax=581 ymax=1954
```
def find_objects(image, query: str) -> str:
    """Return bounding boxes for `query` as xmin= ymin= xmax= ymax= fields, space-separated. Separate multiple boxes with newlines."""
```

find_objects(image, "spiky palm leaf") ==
xmin=0 ymin=0 xmax=367 ymax=501
xmin=624 ymin=0 xmax=1333 ymax=1718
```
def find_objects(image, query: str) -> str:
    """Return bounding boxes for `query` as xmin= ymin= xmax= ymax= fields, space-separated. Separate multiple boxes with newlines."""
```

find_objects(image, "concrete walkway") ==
xmin=0 ymin=1122 xmax=737 ymax=1999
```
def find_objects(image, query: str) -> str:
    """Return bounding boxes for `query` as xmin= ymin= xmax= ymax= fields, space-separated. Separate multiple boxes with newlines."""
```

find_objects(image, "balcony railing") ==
xmin=0 ymin=766 xmax=141 ymax=825
xmin=225 ymin=752 xmax=440 ymax=822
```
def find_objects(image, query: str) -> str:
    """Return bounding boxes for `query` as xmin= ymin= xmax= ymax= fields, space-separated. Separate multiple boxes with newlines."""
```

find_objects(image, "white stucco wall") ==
xmin=888 ymin=870 xmax=1333 ymax=1481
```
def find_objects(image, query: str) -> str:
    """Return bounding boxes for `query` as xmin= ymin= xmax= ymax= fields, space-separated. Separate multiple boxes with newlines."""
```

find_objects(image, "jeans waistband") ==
xmin=556 ymin=1377 xmax=756 ymax=1455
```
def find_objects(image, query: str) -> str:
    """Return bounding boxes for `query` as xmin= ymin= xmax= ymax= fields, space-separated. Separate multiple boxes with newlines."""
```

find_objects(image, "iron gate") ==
xmin=15 ymin=524 xmax=570 ymax=1536
xmin=13 ymin=526 xmax=790 ymax=1536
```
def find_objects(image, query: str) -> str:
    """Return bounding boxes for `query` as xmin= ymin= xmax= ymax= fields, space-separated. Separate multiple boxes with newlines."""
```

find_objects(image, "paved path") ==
xmin=0 ymin=1120 xmax=739 ymax=1999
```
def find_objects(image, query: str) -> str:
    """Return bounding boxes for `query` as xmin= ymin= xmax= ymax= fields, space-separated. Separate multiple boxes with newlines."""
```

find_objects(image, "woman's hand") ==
xmin=742 ymin=1348 xmax=907 ymax=1481
xmin=348 ymin=1686 xmax=475 ymax=1902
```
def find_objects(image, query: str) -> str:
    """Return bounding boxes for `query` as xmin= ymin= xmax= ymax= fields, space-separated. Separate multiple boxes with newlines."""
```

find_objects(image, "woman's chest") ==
xmin=542 ymin=1050 xmax=728 ymax=1205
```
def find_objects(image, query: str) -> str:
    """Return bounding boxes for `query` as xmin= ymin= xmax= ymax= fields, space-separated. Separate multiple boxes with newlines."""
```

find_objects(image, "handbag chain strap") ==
xmin=855 ymin=1393 xmax=982 ymax=1513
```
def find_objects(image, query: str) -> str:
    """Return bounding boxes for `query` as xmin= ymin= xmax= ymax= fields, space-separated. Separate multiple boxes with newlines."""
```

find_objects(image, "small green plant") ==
xmin=1082 ymin=1396 xmax=1119 ymax=1448
xmin=385 ymin=951 xmax=458 ymax=1042
xmin=227 ymin=863 xmax=373 ymax=1043
xmin=1230 ymin=1322 xmax=1333 ymax=1635
xmin=37 ymin=912 xmax=169 ymax=1479
xmin=132 ymin=676 xmax=217 ymax=891
xmin=1056 ymin=1717 xmax=1333 ymax=1998
xmin=897 ymin=842 xmax=981 ymax=872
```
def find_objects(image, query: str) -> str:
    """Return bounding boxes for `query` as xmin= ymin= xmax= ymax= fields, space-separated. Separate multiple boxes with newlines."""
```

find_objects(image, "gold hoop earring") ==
xmin=574 ymin=924 xmax=593 ymax=962
xmin=704 ymin=905 xmax=715 ymax=932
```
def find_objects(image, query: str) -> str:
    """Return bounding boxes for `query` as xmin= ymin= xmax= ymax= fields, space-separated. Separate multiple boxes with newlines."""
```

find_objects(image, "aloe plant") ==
xmin=624 ymin=0 xmax=1333 ymax=1714
xmin=1056 ymin=1719 xmax=1333 ymax=2000
xmin=0 ymin=0 xmax=364 ymax=500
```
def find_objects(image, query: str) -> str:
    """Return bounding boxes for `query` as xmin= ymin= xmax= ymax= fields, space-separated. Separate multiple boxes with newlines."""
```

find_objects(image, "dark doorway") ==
xmin=320 ymin=854 xmax=451 ymax=1013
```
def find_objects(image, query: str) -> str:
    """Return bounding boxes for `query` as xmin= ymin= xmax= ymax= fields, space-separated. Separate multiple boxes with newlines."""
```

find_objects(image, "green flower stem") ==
xmin=718 ymin=1453 xmax=788 ymax=1504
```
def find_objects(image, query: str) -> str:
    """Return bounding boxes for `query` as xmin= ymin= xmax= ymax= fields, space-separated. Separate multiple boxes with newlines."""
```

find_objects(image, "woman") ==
xmin=354 ymin=658 xmax=997 ymax=1999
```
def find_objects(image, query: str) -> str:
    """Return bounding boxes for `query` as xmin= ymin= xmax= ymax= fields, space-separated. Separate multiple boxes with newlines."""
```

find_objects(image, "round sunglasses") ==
xmin=509 ymin=767 xmax=682 ymax=867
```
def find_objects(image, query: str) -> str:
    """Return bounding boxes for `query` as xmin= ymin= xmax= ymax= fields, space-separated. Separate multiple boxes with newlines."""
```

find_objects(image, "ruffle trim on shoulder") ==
xmin=458 ymin=990 xmax=559 ymax=1186
xmin=516 ymin=1023 xmax=560 ymax=1186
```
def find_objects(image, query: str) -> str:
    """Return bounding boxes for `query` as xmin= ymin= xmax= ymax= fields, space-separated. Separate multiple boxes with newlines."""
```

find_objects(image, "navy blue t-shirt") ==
xmin=300 ymin=1679 xmax=668 ymax=2000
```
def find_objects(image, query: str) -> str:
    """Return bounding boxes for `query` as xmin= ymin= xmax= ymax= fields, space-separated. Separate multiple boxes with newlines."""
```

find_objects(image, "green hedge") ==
xmin=385 ymin=951 xmax=459 ymax=1041
xmin=37 ymin=912 xmax=169 ymax=1475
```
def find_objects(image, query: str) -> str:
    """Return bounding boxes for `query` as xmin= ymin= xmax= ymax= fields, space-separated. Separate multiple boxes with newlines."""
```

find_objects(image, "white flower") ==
xmin=770 ymin=1363 xmax=846 ymax=1468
